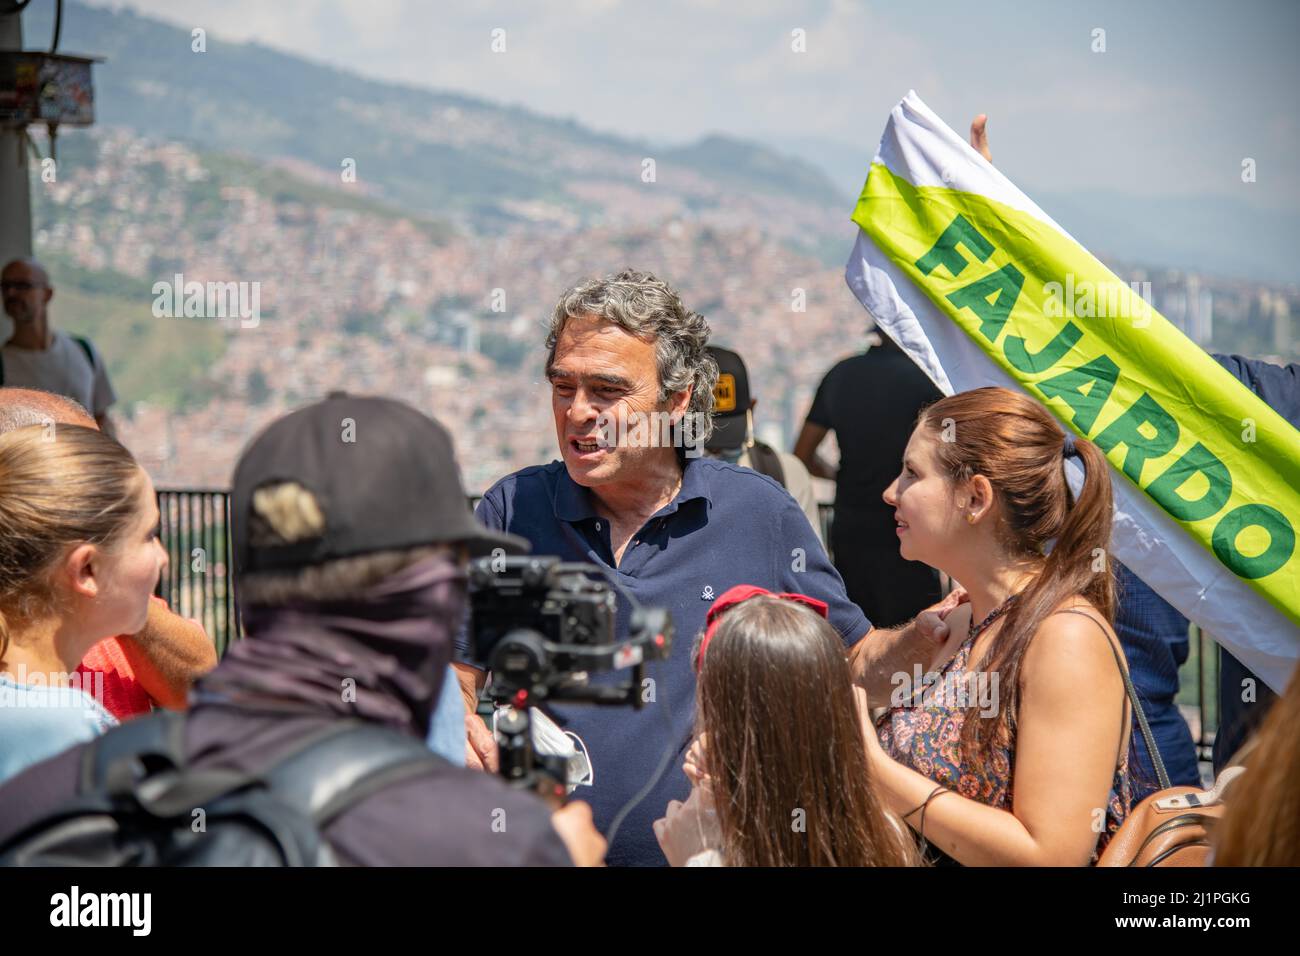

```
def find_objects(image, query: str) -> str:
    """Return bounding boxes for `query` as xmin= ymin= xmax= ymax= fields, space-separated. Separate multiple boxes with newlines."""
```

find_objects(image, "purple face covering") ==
xmin=196 ymin=553 xmax=467 ymax=738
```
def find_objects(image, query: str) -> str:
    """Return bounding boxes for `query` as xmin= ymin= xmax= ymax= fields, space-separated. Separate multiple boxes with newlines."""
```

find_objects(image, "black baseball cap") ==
xmin=232 ymin=392 xmax=529 ymax=574
xmin=706 ymin=345 xmax=751 ymax=451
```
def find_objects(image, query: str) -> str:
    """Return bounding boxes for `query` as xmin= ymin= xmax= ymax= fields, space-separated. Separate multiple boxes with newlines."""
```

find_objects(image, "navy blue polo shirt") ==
xmin=457 ymin=456 xmax=871 ymax=866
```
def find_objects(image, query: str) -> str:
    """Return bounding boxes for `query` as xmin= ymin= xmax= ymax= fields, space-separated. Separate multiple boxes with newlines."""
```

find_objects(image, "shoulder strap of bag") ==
xmin=1054 ymin=608 xmax=1171 ymax=791
xmin=80 ymin=709 xmax=190 ymax=794
xmin=70 ymin=334 xmax=96 ymax=368
xmin=81 ymin=710 xmax=273 ymax=815
xmin=748 ymin=441 xmax=786 ymax=489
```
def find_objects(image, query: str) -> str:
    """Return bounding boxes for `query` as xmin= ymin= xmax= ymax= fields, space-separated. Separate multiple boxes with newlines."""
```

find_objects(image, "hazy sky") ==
xmin=81 ymin=0 xmax=1300 ymax=211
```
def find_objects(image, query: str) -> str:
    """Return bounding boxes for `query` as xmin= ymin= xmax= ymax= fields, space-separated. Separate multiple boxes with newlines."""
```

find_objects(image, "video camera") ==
xmin=467 ymin=555 xmax=673 ymax=795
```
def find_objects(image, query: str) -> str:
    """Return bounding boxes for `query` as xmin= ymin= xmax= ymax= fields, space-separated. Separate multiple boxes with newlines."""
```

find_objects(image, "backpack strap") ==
xmin=747 ymin=441 xmax=786 ymax=489
xmin=1054 ymin=608 xmax=1171 ymax=791
xmin=80 ymin=710 xmax=260 ymax=816
xmin=80 ymin=709 xmax=189 ymax=794
xmin=71 ymin=334 xmax=96 ymax=370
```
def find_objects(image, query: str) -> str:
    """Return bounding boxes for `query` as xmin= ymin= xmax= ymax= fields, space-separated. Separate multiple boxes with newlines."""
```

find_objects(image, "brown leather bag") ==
xmin=1096 ymin=768 xmax=1243 ymax=867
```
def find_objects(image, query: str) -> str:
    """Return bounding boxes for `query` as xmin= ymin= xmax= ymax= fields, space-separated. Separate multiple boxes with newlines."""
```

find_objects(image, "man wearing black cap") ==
xmin=704 ymin=345 xmax=822 ymax=542
xmin=794 ymin=332 xmax=944 ymax=628
xmin=0 ymin=393 xmax=602 ymax=865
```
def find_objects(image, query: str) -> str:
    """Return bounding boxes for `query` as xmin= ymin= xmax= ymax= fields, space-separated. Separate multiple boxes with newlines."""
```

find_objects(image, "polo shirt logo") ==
xmin=701 ymin=586 xmax=715 ymax=601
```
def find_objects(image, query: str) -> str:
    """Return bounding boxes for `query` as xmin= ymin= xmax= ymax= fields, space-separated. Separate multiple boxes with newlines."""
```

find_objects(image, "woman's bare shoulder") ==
xmin=1024 ymin=597 xmax=1122 ymax=683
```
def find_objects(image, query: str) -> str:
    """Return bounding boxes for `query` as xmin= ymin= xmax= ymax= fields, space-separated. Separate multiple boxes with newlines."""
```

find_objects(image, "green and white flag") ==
xmin=846 ymin=91 xmax=1299 ymax=692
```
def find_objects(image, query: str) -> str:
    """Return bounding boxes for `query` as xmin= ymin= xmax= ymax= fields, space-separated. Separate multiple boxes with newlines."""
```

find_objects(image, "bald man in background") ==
xmin=2 ymin=259 xmax=118 ymax=439
xmin=0 ymin=387 xmax=217 ymax=716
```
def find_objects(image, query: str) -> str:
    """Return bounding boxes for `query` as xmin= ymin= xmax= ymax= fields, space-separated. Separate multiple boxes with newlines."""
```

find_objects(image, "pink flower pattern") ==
xmin=876 ymin=632 xmax=1131 ymax=864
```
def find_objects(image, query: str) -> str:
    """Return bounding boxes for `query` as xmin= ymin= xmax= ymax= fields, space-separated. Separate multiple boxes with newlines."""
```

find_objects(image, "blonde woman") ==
xmin=0 ymin=423 xmax=167 ymax=783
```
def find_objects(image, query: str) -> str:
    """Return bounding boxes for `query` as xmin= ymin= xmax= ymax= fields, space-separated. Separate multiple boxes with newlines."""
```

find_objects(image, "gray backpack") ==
xmin=0 ymin=711 xmax=445 ymax=866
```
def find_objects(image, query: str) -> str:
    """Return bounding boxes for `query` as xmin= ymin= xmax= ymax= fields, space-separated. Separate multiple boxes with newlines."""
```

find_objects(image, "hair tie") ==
xmin=1062 ymin=431 xmax=1081 ymax=460
xmin=695 ymin=584 xmax=829 ymax=672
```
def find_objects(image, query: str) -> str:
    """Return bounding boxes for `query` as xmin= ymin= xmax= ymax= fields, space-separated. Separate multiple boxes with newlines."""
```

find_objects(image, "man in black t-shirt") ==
xmin=794 ymin=333 xmax=943 ymax=628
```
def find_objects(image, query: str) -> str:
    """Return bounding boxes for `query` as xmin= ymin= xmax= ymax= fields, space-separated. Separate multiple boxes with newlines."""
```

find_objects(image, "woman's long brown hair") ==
xmin=697 ymin=596 xmax=919 ymax=866
xmin=919 ymin=387 xmax=1116 ymax=770
xmin=1214 ymin=667 xmax=1300 ymax=866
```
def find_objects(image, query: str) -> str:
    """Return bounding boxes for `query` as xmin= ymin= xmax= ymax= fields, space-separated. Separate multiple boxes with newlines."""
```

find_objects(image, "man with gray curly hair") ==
xmin=546 ymin=268 xmax=718 ymax=480
xmin=452 ymin=268 xmax=965 ymax=865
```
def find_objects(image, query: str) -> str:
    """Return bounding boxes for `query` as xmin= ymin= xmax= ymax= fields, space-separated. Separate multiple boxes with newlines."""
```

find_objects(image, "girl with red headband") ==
xmin=653 ymin=585 xmax=918 ymax=866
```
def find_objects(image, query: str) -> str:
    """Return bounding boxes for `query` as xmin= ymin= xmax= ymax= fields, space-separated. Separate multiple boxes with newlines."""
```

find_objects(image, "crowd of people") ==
xmin=0 ymin=250 xmax=1296 ymax=866
xmin=0 ymin=118 xmax=1296 ymax=866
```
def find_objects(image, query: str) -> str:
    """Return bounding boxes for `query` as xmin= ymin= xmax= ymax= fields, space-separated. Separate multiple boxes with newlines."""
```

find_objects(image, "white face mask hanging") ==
xmin=493 ymin=705 xmax=594 ymax=793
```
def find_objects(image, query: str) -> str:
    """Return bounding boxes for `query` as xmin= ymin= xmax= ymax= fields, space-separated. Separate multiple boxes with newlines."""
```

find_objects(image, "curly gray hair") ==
xmin=546 ymin=268 xmax=719 ymax=443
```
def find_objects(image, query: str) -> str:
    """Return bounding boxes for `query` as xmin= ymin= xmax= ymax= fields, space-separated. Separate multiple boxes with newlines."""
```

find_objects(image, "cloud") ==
xmin=80 ymin=0 xmax=1300 ymax=209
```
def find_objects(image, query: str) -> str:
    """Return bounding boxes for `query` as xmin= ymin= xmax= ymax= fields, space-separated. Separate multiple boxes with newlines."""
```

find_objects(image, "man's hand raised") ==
xmin=970 ymin=114 xmax=991 ymax=161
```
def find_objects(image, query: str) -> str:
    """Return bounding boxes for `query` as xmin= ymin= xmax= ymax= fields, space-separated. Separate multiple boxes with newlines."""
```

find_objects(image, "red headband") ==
xmin=695 ymin=584 xmax=830 ymax=672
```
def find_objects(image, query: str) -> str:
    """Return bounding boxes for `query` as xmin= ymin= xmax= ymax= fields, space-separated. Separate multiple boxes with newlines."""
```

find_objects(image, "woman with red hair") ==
xmin=866 ymin=385 xmax=1134 ymax=866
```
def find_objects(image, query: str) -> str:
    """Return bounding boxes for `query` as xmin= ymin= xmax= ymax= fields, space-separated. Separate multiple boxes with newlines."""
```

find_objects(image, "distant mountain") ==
xmin=776 ymin=136 xmax=1300 ymax=287
xmin=26 ymin=3 xmax=1296 ymax=283
xmin=26 ymin=2 xmax=844 ymax=233
xmin=659 ymin=134 xmax=843 ymax=207
xmin=772 ymin=134 xmax=874 ymax=203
